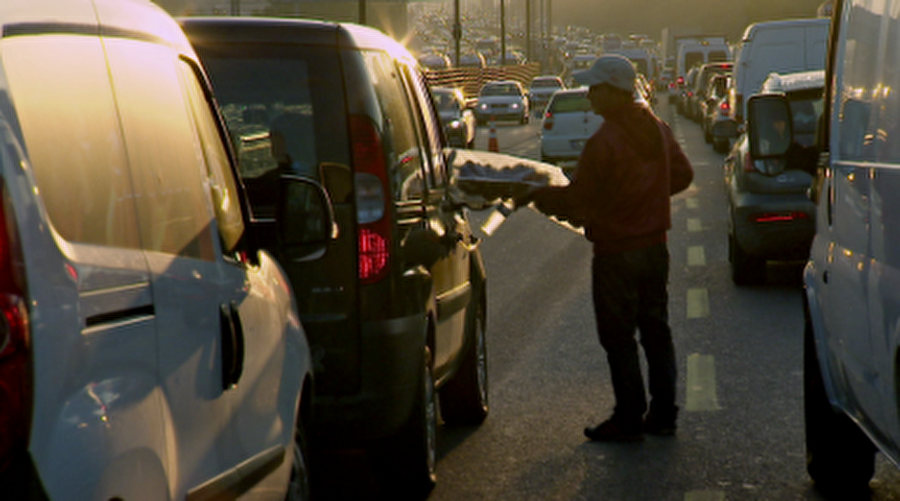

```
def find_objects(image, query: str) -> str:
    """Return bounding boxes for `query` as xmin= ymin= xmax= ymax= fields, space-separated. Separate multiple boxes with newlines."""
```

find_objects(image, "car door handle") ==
xmin=220 ymin=302 xmax=245 ymax=391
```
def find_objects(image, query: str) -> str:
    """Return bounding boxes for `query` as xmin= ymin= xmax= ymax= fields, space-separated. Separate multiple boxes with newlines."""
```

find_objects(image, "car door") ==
xmin=402 ymin=65 xmax=473 ymax=377
xmin=104 ymin=40 xmax=280 ymax=496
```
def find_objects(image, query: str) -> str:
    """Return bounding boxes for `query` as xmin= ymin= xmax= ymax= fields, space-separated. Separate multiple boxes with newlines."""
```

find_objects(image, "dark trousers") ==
xmin=591 ymin=243 xmax=677 ymax=425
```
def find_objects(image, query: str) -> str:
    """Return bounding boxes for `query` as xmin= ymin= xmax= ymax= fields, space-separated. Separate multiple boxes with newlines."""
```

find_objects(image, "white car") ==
xmin=527 ymin=75 xmax=565 ymax=112
xmin=540 ymin=88 xmax=604 ymax=176
xmin=0 ymin=1 xmax=332 ymax=499
xmin=541 ymin=85 xmax=650 ymax=177
xmin=474 ymin=80 xmax=530 ymax=125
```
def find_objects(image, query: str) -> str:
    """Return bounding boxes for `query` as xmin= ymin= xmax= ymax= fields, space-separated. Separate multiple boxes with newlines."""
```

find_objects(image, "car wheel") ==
xmin=728 ymin=232 xmax=766 ymax=285
xmin=372 ymin=346 xmax=437 ymax=499
xmin=440 ymin=296 xmax=489 ymax=425
xmin=804 ymin=310 xmax=875 ymax=496
xmin=284 ymin=414 xmax=311 ymax=501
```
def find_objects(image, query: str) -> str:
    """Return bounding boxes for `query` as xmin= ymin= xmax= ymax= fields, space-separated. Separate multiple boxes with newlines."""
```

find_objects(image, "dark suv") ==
xmin=181 ymin=17 xmax=489 ymax=497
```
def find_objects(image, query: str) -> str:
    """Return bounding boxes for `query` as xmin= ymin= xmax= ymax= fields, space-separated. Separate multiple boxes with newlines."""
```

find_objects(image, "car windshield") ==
xmin=532 ymin=80 xmax=562 ymax=89
xmin=481 ymin=84 xmax=520 ymax=96
xmin=549 ymin=93 xmax=591 ymax=113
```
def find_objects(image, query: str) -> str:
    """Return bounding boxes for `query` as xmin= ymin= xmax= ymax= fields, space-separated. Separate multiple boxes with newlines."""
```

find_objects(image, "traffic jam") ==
xmin=9 ymin=0 xmax=900 ymax=499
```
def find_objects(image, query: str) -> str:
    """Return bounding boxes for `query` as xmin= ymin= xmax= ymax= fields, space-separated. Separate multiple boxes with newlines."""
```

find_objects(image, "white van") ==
xmin=676 ymin=38 xmax=731 ymax=79
xmin=747 ymin=0 xmax=900 ymax=496
xmin=730 ymin=17 xmax=829 ymax=123
xmin=0 ymin=0 xmax=333 ymax=499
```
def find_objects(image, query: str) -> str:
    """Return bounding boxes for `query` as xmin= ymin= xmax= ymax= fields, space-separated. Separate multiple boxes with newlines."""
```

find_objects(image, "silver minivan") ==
xmin=0 ymin=1 xmax=332 ymax=499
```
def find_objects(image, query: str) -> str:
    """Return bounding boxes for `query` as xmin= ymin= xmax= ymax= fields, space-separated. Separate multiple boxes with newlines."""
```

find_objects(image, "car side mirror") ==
xmin=747 ymin=93 xmax=793 ymax=158
xmin=276 ymin=175 xmax=336 ymax=262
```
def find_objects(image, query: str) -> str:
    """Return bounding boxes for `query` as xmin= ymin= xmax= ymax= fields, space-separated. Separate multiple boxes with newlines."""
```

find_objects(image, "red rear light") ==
xmin=752 ymin=212 xmax=810 ymax=223
xmin=719 ymin=101 xmax=730 ymax=115
xmin=350 ymin=115 xmax=391 ymax=284
xmin=677 ymin=76 xmax=684 ymax=85
xmin=543 ymin=113 xmax=554 ymax=130
xmin=743 ymin=151 xmax=755 ymax=173
xmin=0 ymin=185 xmax=30 ymax=472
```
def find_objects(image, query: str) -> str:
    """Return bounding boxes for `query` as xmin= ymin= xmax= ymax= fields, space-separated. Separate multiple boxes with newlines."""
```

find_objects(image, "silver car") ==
xmin=474 ymin=80 xmax=530 ymax=125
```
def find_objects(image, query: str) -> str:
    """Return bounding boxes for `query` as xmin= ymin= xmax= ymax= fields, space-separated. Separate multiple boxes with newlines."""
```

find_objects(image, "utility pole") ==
xmin=230 ymin=0 xmax=239 ymax=15
xmin=453 ymin=0 xmax=461 ymax=67
xmin=500 ymin=0 xmax=506 ymax=65
xmin=359 ymin=0 xmax=366 ymax=25
xmin=525 ymin=0 xmax=531 ymax=62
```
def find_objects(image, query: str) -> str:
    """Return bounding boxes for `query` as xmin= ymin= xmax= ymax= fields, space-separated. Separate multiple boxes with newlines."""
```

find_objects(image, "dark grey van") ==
xmin=181 ymin=17 xmax=490 ymax=497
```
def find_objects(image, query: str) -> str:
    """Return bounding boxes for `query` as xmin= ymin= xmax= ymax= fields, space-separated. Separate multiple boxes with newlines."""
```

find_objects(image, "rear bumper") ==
xmin=732 ymin=192 xmax=815 ymax=259
xmin=311 ymin=313 xmax=426 ymax=445
xmin=713 ymin=119 xmax=738 ymax=139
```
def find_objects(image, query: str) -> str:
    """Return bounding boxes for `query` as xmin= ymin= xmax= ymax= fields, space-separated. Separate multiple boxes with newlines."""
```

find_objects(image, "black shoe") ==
xmin=584 ymin=418 xmax=644 ymax=442
xmin=643 ymin=412 xmax=677 ymax=436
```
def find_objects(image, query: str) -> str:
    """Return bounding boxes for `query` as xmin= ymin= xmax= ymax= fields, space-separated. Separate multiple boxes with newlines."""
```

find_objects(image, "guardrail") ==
xmin=423 ymin=63 xmax=541 ymax=99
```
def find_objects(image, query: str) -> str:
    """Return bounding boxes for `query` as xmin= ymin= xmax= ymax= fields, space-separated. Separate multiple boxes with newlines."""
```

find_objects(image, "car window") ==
xmin=193 ymin=43 xmax=351 ymax=189
xmin=434 ymin=91 xmax=461 ymax=112
xmin=550 ymin=93 xmax=591 ymax=113
xmin=401 ymin=64 xmax=447 ymax=190
xmin=178 ymin=62 xmax=245 ymax=255
xmin=363 ymin=50 xmax=427 ymax=201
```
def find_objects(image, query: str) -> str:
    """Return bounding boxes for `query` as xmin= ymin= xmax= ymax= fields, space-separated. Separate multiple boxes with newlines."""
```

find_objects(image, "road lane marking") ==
xmin=687 ymin=288 xmax=709 ymax=318
xmin=687 ymin=218 xmax=702 ymax=232
xmin=687 ymin=246 xmax=706 ymax=267
xmin=686 ymin=353 xmax=721 ymax=411
xmin=685 ymin=490 xmax=726 ymax=501
xmin=686 ymin=198 xmax=699 ymax=209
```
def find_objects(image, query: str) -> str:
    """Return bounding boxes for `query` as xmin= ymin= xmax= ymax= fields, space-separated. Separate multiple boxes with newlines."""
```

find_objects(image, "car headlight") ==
xmin=478 ymin=103 xmax=488 ymax=111
xmin=449 ymin=120 xmax=462 ymax=129
xmin=510 ymin=103 xmax=520 ymax=110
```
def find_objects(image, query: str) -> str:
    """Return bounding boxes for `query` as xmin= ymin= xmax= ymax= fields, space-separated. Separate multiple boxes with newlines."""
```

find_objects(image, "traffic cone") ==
xmin=488 ymin=118 xmax=499 ymax=152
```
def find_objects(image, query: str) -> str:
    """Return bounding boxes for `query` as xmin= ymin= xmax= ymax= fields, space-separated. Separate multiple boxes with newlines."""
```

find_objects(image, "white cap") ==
xmin=573 ymin=54 xmax=636 ymax=92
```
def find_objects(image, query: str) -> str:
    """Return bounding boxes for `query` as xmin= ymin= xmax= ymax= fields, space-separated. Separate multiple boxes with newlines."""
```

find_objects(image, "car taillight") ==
xmin=543 ymin=113 xmax=554 ymax=130
xmin=719 ymin=101 xmax=730 ymax=115
xmin=0 ymin=185 xmax=30 ymax=473
xmin=677 ymin=76 xmax=684 ymax=85
xmin=350 ymin=115 xmax=391 ymax=284
xmin=751 ymin=212 xmax=810 ymax=223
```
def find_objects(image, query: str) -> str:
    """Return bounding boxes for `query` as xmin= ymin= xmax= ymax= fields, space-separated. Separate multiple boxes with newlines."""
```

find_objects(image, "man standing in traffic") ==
xmin=518 ymin=54 xmax=693 ymax=442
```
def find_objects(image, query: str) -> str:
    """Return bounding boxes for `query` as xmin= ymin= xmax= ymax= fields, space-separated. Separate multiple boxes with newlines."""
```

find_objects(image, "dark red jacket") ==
xmin=532 ymin=102 xmax=693 ymax=255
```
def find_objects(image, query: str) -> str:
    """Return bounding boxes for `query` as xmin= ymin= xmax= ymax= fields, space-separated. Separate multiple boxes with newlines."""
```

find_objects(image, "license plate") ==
xmin=570 ymin=139 xmax=586 ymax=150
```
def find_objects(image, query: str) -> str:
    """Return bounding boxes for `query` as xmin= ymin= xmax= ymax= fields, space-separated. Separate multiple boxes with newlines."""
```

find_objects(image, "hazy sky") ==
xmin=542 ymin=0 xmax=827 ymax=42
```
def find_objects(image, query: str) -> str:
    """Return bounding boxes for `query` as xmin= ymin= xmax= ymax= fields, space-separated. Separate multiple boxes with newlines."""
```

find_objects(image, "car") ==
xmin=0 ymin=1 xmax=334 ymax=499
xmin=527 ymin=75 xmax=566 ymax=112
xmin=765 ymin=1 xmax=900 ymax=494
xmin=722 ymin=69 xmax=824 ymax=285
xmin=687 ymin=62 xmax=733 ymax=122
xmin=181 ymin=17 xmax=491 ymax=498
xmin=677 ymin=65 xmax=699 ymax=116
xmin=700 ymin=73 xmax=737 ymax=153
xmin=540 ymin=83 xmax=650 ymax=177
xmin=432 ymin=87 xmax=477 ymax=149
xmin=729 ymin=17 xmax=829 ymax=124
xmin=474 ymin=80 xmax=530 ymax=125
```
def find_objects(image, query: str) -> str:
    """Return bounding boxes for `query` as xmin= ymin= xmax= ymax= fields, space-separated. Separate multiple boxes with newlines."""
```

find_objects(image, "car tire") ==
xmin=728 ymin=232 xmax=766 ymax=285
xmin=803 ymin=310 xmax=875 ymax=496
xmin=285 ymin=414 xmax=312 ymax=501
xmin=440 ymin=296 xmax=489 ymax=425
xmin=372 ymin=346 xmax=437 ymax=499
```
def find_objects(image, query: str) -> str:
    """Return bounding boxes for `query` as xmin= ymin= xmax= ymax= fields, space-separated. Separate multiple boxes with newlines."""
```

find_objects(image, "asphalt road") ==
xmin=314 ymin=100 xmax=900 ymax=501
